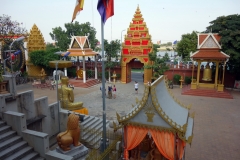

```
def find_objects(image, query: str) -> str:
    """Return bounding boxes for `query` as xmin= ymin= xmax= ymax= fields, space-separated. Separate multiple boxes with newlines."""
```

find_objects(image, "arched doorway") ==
xmin=121 ymin=56 xmax=152 ymax=84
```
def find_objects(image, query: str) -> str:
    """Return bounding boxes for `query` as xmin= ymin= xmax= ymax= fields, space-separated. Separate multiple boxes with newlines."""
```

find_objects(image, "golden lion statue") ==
xmin=57 ymin=113 xmax=81 ymax=151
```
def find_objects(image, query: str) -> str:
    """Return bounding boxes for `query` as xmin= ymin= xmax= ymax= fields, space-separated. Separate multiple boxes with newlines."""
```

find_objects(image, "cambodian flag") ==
xmin=97 ymin=0 xmax=114 ymax=24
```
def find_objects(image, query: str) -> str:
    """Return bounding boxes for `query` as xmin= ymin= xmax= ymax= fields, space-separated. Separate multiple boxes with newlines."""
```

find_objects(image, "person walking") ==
xmin=108 ymin=85 xmax=113 ymax=99
xmin=134 ymin=81 xmax=138 ymax=94
xmin=113 ymin=85 xmax=116 ymax=99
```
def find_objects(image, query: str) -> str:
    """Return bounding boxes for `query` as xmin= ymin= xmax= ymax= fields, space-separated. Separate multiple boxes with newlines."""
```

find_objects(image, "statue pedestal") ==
xmin=55 ymin=144 xmax=89 ymax=160
xmin=179 ymin=79 xmax=184 ymax=89
xmin=217 ymin=84 xmax=224 ymax=92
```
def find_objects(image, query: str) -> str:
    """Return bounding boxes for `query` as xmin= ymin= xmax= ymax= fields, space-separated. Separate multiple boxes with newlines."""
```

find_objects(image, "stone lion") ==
xmin=57 ymin=113 xmax=81 ymax=151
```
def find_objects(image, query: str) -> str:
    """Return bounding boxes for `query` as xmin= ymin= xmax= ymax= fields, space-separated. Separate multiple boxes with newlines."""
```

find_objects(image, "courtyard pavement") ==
xmin=16 ymin=81 xmax=240 ymax=160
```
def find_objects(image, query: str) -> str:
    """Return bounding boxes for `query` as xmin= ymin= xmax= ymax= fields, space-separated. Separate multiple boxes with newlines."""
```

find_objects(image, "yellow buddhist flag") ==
xmin=72 ymin=0 xmax=84 ymax=22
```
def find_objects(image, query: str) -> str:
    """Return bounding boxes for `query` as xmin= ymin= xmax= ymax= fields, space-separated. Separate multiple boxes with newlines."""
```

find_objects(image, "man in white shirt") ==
xmin=134 ymin=81 xmax=138 ymax=94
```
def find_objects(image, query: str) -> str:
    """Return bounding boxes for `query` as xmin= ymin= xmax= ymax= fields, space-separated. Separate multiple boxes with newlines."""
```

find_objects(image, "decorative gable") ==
xmin=71 ymin=39 xmax=81 ymax=48
xmin=198 ymin=33 xmax=221 ymax=49
xmin=69 ymin=36 xmax=90 ymax=50
xmin=201 ymin=36 xmax=219 ymax=48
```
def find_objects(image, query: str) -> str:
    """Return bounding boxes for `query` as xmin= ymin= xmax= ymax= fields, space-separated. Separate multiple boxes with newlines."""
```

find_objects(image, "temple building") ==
xmin=190 ymin=33 xmax=230 ymax=91
xmin=26 ymin=24 xmax=46 ymax=77
xmin=116 ymin=76 xmax=194 ymax=160
xmin=121 ymin=5 xmax=153 ymax=83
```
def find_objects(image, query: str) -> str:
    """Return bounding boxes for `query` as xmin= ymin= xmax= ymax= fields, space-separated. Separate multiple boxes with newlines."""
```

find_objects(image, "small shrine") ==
xmin=121 ymin=5 xmax=153 ymax=83
xmin=115 ymin=76 xmax=194 ymax=160
xmin=63 ymin=36 xmax=98 ymax=83
xmin=26 ymin=24 xmax=46 ymax=77
xmin=190 ymin=33 xmax=230 ymax=91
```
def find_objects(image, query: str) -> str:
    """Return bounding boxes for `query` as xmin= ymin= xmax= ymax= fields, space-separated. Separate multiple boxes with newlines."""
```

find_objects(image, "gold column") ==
xmin=191 ymin=62 xmax=194 ymax=82
xmin=214 ymin=61 xmax=219 ymax=88
xmin=196 ymin=61 xmax=201 ymax=87
xmin=222 ymin=61 xmax=226 ymax=84
xmin=217 ymin=61 xmax=225 ymax=91
xmin=121 ymin=64 xmax=127 ymax=83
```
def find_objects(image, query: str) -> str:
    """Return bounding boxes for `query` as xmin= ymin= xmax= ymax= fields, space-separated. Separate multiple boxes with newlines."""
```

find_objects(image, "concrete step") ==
xmin=81 ymin=118 xmax=101 ymax=136
xmin=0 ymin=120 xmax=6 ymax=127
xmin=0 ymin=125 xmax=11 ymax=134
xmin=0 ymin=135 xmax=22 ymax=151
xmin=81 ymin=119 xmax=103 ymax=140
xmin=21 ymin=152 xmax=44 ymax=160
xmin=0 ymin=130 xmax=17 ymax=143
xmin=0 ymin=141 xmax=28 ymax=159
xmin=81 ymin=116 xmax=95 ymax=127
xmin=4 ymin=146 xmax=33 ymax=160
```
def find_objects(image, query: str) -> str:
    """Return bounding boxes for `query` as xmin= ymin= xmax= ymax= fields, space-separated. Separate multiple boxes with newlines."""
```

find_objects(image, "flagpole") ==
xmin=101 ymin=19 xmax=107 ymax=152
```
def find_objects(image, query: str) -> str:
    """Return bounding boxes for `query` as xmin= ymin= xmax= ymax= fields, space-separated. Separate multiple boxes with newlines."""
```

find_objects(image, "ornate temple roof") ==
xmin=116 ymin=76 xmax=194 ymax=144
xmin=64 ymin=36 xmax=97 ymax=56
xmin=191 ymin=33 xmax=229 ymax=60
xmin=27 ymin=24 xmax=45 ymax=53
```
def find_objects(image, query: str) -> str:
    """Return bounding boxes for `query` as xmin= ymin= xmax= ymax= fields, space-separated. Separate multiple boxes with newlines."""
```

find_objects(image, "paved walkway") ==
xmin=16 ymin=82 xmax=240 ymax=159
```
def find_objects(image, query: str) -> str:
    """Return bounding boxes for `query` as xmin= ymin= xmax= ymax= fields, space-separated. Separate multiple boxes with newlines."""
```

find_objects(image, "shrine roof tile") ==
xmin=191 ymin=50 xmax=229 ymax=60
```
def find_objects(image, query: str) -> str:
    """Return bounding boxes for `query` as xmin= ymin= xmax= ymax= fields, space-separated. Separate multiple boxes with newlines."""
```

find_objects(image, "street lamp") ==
xmin=49 ymin=51 xmax=71 ymax=133
xmin=121 ymin=30 xmax=125 ymax=49
xmin=9 ymin=36 xmax=25 ymax=97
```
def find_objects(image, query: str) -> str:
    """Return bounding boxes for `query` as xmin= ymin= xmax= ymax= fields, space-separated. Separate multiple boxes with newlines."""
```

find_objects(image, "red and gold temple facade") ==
xmin=121 ymin=5 xmax=153 ymax=83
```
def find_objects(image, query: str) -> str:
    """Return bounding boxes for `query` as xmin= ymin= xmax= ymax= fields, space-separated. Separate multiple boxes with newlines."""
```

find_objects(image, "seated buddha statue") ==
xmin=40 ymin=68 xmax=46 ymax=76
xmin=58 ymin=76 xmax=88 ymax=114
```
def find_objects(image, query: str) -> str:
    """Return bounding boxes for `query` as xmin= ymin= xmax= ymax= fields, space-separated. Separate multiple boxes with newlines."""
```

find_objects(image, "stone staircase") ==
xmin=80 ymin=115 xmax=109 ymax=149
xmin=0 ymin=120 xmax=44 ymax=160
xmin=69 ymin=79 xmax=100 ymax=88
xmin=181 ymin=85 xmax=233 ymax=99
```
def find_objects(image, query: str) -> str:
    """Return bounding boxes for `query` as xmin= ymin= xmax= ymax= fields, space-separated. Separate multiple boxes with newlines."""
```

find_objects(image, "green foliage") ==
xmin=173 ymin=74 xmax=181 ymax=85
xmin=0 ymin=14 xmax=27 ymax=42
xmin=148 ymin=52 xmax=157 ymax=61
xmin=86 ymin=70 xmax=94 ymax=77
xmin=67 ymin=68 xmax=76 ymax=77
xmin=184 ymin=76 xmax=192 ymax=84
xmin=176 ymin=31 xmax=198 ymax=60
xmin=153 ymin=44 xmax=160 ymax=53
xmin=104 ymin=39 xmax=121 ymax=64
xmin=29 ymin=48 xmax=60 ymax=68
xmin=50 ymin=22 xmax=98 ymax=51
xmin=163 ymin=53 xmax=170 ymax=62
xmin=144 ymin=46 xmax=170 ymax=79
xmin=46 ymin=43 xmax=56 ymax=50
xmin=206 ymin=14 xmax=240 ymax=75
xmin=98 ymin=71 xmax=109 ymax=79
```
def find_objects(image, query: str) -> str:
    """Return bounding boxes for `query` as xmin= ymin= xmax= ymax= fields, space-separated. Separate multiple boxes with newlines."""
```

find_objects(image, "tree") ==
xmin=153 ymin=44 xmax=160 ymax=53
xmin=176 ymin=31 xmax=198 ymax=61
xmin=163 ymin=53 xmax=170 ymax=62
xmin=0 ymin=14 xmax=27 ymax=42
xmin=104 ymin=39 xmax=121 ymax=81
xmin=145 ymin=47 xmax=169 ymax=80
xmin=50 ymin=22 xmax=99 ymax=51
xmin=206 ymin=14 xmax=240 ymax=77
xmin=29 ymin=48 xmax=60 ymax=69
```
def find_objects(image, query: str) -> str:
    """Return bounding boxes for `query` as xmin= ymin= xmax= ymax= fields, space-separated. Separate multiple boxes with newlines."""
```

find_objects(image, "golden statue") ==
xmin=57 ymin=113 xmax=81 ymax=151
xmin=58 ymin=76 xmax=88 ymax=114
xmin=40 ymin=68 xmax=46 ymax=76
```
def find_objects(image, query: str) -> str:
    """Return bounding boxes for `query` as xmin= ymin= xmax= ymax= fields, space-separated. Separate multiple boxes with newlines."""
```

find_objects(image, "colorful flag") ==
xmin=72 ymin=0 xmax=84 ymax=22
xmin=97 ymin=0 xmax=114 ymax=24
xmin=173 ymin=40 xmax=178 ymax=45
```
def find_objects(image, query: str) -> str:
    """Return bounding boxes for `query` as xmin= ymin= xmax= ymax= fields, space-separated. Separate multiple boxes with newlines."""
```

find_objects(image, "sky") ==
xmin=1 ymin=0 xmax=239 ymax=45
